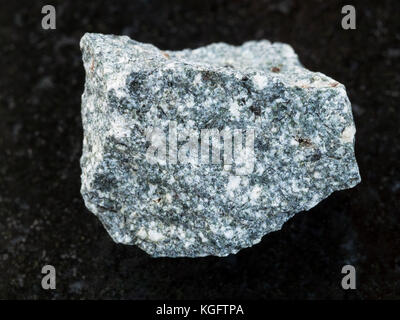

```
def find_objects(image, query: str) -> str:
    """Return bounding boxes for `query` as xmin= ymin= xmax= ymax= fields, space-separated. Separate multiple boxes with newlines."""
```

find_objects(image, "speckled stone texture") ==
xmin=80 ymin=33 xmax=360 ymax=257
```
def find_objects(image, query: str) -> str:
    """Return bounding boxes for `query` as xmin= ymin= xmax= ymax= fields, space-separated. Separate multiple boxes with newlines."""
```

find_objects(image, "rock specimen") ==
xmin=80 ymin=33 xmax=361 ymax=257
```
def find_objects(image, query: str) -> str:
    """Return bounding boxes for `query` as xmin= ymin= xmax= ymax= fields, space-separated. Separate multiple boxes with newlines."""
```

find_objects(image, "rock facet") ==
xmin=80 ymin=33 xmax=361 ymax=257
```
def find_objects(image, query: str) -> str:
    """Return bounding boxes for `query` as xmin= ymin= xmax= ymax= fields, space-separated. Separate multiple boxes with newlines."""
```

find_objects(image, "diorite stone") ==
xmin=80 ymin=33 xmax=361 ymax=257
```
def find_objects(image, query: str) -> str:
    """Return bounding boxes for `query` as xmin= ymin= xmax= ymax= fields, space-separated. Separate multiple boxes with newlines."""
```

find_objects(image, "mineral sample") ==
xmin=80 ymin=33 xmax=361 ymax=257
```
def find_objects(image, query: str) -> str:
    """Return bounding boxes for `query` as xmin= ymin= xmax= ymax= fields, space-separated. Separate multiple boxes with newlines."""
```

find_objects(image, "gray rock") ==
xmin=80 ymin=33 xmax=361 ymax=257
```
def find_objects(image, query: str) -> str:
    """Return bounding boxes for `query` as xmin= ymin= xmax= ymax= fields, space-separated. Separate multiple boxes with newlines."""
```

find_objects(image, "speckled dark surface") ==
xmin=0 ymin=0 xmax=399 ymax=299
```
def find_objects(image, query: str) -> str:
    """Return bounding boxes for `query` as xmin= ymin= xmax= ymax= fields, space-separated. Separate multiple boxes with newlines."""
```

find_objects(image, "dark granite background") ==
xmin=0 ymin=0 xmax=399 ymax=299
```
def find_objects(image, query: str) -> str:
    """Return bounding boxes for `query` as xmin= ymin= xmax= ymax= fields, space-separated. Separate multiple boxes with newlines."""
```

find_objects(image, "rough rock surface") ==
xmin=80 ymin=33 xmax=361 ymax=257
